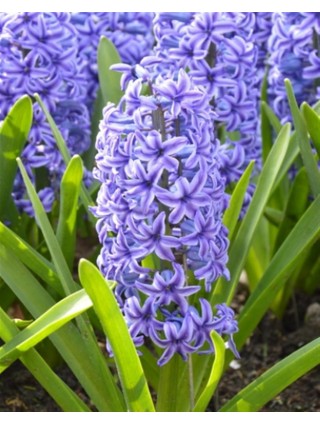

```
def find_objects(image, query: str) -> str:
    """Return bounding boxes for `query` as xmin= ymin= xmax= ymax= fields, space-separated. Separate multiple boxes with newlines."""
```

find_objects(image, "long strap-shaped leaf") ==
xmin=272 ymin=132 xmax=299 ymax=194
xmin=17 ymin=157 xmax=78 ymax=296
xmin=193 ymin=331 xmax=225 ymax=412
xmin=274 ymin=168 xmax=309 ymax=254
xmin=0 ymin=220 xmax=64 ymax=297
xmin=285 ymin=79 xmax=320 ymax=197
xmin=56 ymin=155 xmax=83 ymax=270
xmin=16 ymin=159 xmax=126 ymax=410
xmin=261 ymin=101 xmax=282 ymax=135
xmin=234 ymin=194 xmax=320 ymax=352
xmin=0 ymin=308 xmax=90 ymax=412
xmin=220 ymin=337 xmax=320 ymax=412
xmin=0 ymin=289 xmax=91 ymax=370
xmin=211 ymin=123 xmax=291 ymax=306
xmin=302 ymin=102 xmax=320 ymax=158
xmin=0 ymin=243 xmax=125 ymax=411
xmin=79 ymin=259 xmax=155 ymax=412
xmin=223 ymin=161 xmax=254 ymax=241
xmin=0 ymin=95 xmax=33 ymax=224
xmin=33 ymin=94 xmax=95 ymax=222
xmin=98 ymin=36 xmax=122 ymax=106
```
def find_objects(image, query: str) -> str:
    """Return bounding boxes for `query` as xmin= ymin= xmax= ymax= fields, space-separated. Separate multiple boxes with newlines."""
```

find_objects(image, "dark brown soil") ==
xmin=1 ymin=287 xmax=320 ymax=412
xmin=217 ymin=287 xmax=320 ymax=412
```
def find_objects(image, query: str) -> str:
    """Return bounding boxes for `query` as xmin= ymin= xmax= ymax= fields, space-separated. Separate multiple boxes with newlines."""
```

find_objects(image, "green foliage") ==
xmin=98 ymin=36 xmax=122 ymax=106
xmin=0 ymin=96 xmax=33 ymax=226
xmin=211 ymin=123 xmax=291 ymax=306
xmin=1 ymin=38 xmax=320 ymax=412
xmin=302 ymin=102 xmax=320 ymax=158
xmin=34 ymin=94 xmax=95 ymax=223
xmin=193 ymin=331 xmax=225 ymax=412
xmin=0 ymin=308 xmax=90 ymax=412
xmin=79 ymin=260 xmax=155 ymax=412
xmin=0 ymin=289 xmax=92 ymax=371
xmin=221 ymin=337 xmax=320 ymax=412
xmin=56 ymin=155 xmax=84 ymax=270
xmin=285 ymin=79 xmax=320 ymax=197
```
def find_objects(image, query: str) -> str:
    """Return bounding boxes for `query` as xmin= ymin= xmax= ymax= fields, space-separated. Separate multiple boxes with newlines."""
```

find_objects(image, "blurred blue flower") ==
xmin=0 ymin=12 xmax=90 ymax=215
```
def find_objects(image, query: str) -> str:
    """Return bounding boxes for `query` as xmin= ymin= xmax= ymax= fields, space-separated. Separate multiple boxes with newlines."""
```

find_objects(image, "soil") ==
xmin=1 ymin=286 xmax=320 ymax=412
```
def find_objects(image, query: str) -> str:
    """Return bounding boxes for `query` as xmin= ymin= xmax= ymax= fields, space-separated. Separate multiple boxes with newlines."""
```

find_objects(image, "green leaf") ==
xmin=261 ymin=101 xmax=282 ymax=134
xmin=16 ymin=158 xmax=127 ymax=410
xmin=193 ymin=331 xmax=225 ymax=412
xmin=223 ymin=161 xmax=255 ymax=241
xmin=17 ymin=158 xmax=78 ymax=296
xmin=285 ymin=79 xmax=320 ymax=197
xmin=260 ymin=71 xmax=274 ymax=162
xmin=273 ymin=167 xmax=309 ymax=253
xmin=234 ymin=194 xmax=320 ymax=353
xmin=0 ymin=243 xmax=125 ymax=411
xmin=13 ymin=318 xmax=34 ymax=329
xmin=304 ymin=253 xmax=320 ymax=294
xmin=156 ymin=353 xmax=187 ymax=412
xmin=272 ymin=132 xmax=299 ymax=193
xmin=79 ymin=259 xmax=155 ymax=412
xmin=211 ymin=123 xmax=291 ymax=306
xmin=139 ymin=346 xmax=159 ymax=391
xmin=0 ymin=282 xmax=16 ymax=311
xmin=0 ymin=289 xmax=92 ymax=371
xmin=0 ymin=95 xmax=33 ymax=224
xmin=264 ymin=207 xmax=284 ymax=226
xmin=98 ymin=36 xmax=122 ymax=106
xmin=312 ymin=99 xmax=320 ymax=114
xmin=56 ymin=155 xmax=83 ymax=269
xmin=301 ymin=102 xmax=320 ymax=158
xmin=220 ymin=337 xmax=320 ymax=412
xmin=245 ymin=218 xmax=271 ymax=291
xmin=34 ymin=94 xmax=95 ymax=222
xmin=0 ymin=220 xmax=63 ymax=296
xmin=83 ymin=88 xmax=104 ymax=170
xmin=0 ymin=308 xmax=90 ymax=412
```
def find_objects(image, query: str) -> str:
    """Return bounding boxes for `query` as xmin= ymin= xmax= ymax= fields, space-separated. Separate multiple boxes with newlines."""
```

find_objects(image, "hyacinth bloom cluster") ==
xmin=70 ymin=12 xmax=155 ymax=112
xmin=0 ymin=12 xmax=91 ymax=214
xmin=252 ymin=13 xmax=273 ymax=83
xmin=93 ymin=61 xmax=239 ymax=365
xmin=268 ymin=13 xmax=320 ymax=123
xmin=152 ymin=12 xmax=261 ymax=185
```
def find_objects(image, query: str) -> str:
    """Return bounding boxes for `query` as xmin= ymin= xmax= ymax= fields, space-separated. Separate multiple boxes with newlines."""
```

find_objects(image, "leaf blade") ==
xmin=193 ymin=331 xmax=225 ymax=412
xmin=0 ymin=290 xmax=92 ymax=370
xmin=0 ymin=243 xmax=125 ymax=411
xmin=98 ymin=36 xmax=122 ymax=105
xmin=220 ymin=337 xmax=320 ymax=412
xmin=79 ymin=259 xmax=155 ymax=412
xmin=235 ymin=194 xmax=320 ymax=353
xmin=223 ymin=160 xmax=254 ymax=241
xmin=301 ymin=101 xmax=320 ymax=158
xmin=0 ymin=95 xmax=33 ymax=223
xmin=0 ymin=307 xmax=90 ymax=412
xmin=211 ymin=123 xmax=291 ymax=306
xmin=56 ymin=155 xmax=83 ymax=269
xmin=285 ymin=79 xmax=320 ymax=197
xmin=34 ymin=94 xmax=95 ymax=221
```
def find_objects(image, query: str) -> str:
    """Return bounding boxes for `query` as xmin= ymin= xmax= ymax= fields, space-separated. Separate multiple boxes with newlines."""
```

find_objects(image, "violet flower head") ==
xmin=93 ymin=46 xmax=239 ymax=365
xmin=0 ymin=12 xmax=91 ymax=215
xmin=267 ymin=12 xmax=320 ymax=124
xmin=153 ymin=11 xmax=260 ymax=197
xmin=71 ymin=12 xmax=155 ymax=112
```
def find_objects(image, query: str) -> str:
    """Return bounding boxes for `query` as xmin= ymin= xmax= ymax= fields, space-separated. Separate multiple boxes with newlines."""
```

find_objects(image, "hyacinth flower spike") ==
xmin=93 ymin=52 xmax=239 ymax=371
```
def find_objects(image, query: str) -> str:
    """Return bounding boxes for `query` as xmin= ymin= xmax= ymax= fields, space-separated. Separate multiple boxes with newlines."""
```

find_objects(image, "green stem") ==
xmin=156 ymin=354 xmax=182 ymax=411
xmin=188 ymin=355 xmax=195 ymax=410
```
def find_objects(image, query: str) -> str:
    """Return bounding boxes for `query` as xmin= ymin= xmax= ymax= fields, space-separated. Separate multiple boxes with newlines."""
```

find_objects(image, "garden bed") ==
xmin=1 ymin=286 xmax=319 ymax=412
